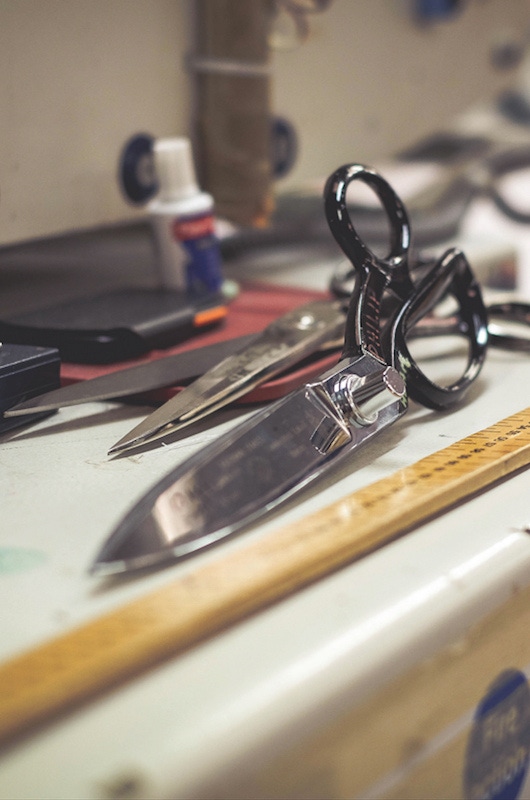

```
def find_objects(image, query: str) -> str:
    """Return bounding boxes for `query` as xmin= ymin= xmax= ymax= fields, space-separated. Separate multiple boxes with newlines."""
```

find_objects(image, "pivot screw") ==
xmin=333 ymin=367 xmax=405 ymax=426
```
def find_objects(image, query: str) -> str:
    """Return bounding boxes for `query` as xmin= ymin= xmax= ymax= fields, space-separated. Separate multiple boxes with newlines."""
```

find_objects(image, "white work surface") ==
xmin=3 ymin=193 xmax=530 ymax=797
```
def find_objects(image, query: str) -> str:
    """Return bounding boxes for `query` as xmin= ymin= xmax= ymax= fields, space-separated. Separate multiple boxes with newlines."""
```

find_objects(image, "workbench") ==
xmin=2 ymin=172 xmax=530 ymax=800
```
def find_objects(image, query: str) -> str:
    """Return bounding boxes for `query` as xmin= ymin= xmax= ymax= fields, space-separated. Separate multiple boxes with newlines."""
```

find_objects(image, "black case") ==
xmin=0 ymin=288 xmax=226 ymax=364
xmin=0 ymin=343 xmax=61 ymax=432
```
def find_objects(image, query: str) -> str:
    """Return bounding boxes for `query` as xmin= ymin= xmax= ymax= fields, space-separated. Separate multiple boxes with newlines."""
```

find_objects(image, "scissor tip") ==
xmin=107 ymin=442 xmax=127 ymax=456
xmin=107 ymin=436 xmax=142 ymax=456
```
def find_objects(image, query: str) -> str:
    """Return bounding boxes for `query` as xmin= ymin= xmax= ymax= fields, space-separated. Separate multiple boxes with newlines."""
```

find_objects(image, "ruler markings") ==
xmin=1 ymin=408 xmax=530 ymax=746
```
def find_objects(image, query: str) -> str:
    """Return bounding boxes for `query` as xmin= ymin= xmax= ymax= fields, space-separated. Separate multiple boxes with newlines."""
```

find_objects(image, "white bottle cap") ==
xmin=153 ymin=137 xmax=199 ymax=202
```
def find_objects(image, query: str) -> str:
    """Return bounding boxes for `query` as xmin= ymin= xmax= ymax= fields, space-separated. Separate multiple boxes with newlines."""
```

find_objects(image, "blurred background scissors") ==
xmin=336 ymin=134 xmax=530 ymax=246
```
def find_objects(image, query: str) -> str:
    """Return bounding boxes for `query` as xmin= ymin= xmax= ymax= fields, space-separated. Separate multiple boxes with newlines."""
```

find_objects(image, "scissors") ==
xmin=347 ymin=139 xmax=530 ymax=246
xmin=322 ymin=165 xmax=488 ymax=409
xmin=92 ymin=163 xmax=489 ymax=574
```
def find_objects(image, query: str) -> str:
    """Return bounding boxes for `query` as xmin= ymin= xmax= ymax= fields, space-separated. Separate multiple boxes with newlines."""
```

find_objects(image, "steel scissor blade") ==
xmin=4 ymin=335 xmax=258 ymax=417
xmin=108 ymin=299 xmax=347 ymax=455
xmin=91 ymin=355 xmax=406 ymax=575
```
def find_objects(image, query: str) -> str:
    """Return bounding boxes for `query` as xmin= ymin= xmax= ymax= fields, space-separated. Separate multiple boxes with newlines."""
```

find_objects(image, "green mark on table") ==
xmin=0 ymin=548 xmax=46 ymax=574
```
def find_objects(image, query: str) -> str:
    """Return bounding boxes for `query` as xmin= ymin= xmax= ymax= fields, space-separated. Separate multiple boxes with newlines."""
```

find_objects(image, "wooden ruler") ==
xmin=2 ymin=408 xmax=530 ymax=746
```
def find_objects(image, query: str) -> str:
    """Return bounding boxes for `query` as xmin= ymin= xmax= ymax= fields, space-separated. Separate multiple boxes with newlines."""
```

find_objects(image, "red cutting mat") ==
xmin=60 ymin=282 xmax=341 ymax=405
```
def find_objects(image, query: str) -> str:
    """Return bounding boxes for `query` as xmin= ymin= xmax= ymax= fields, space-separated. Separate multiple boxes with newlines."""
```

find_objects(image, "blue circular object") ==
xmin=271 ymin=116 xmax=298 ymax=179
xmin=118 ymin=133 xmax=158 ymax=205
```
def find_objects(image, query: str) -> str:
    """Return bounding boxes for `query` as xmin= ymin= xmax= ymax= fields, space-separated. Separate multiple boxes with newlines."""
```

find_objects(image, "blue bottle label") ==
xmin=172 ymin=213 xmax=223 ymax=294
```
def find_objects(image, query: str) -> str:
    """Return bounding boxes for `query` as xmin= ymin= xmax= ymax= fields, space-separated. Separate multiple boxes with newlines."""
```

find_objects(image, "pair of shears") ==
xmin=92 ymin=164 xmax=489 ymax=575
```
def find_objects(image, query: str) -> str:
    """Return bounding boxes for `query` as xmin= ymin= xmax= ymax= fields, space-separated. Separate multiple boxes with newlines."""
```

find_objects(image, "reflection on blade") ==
xmin=92 ymin=355 xmax=406 ymax=575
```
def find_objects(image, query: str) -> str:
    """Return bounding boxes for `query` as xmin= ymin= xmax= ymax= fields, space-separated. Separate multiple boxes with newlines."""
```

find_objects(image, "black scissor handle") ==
xmin=392 ymin=248 xmax=488 ymax=410
xmin=324 ymin=164 xmax=411 ymax=269
xmin=324 ymin=164 xmax=488 ymax=410
xmin=324 ymin=165 xmax=414 ymax=363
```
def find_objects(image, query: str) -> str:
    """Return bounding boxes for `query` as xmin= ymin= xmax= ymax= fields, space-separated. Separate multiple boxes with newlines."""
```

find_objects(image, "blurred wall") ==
xmin=0 ymin=0 xmax=528 ymax=245
xmin=272 ymin=0 xmax=530 ymax=189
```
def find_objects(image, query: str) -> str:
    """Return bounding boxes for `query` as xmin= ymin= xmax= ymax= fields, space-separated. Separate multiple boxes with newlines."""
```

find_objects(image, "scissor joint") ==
xmin=305 ymin=358 xmax=405 ymax=454
xmin=268 ymin=299 xmax=344 ymax=336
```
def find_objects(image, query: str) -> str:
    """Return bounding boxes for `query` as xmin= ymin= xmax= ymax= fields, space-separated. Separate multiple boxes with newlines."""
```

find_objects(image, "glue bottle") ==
xmin=148 ymin=137 xmax=223 ymax=294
